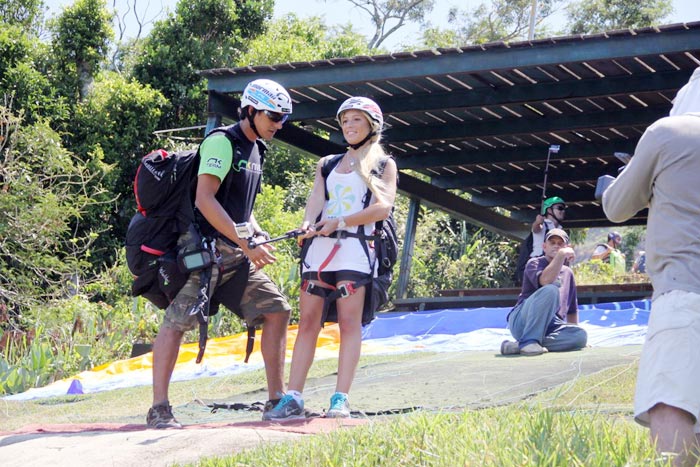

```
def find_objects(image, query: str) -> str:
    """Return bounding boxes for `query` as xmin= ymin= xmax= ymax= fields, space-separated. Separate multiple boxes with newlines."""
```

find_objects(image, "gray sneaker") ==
xmin=520 ymin=342 xmax=548 ymax=356
xmin=500 ymin=340 xmax=520 ymax=355
xmin=326 ymin=392 xmax=351 ymax=418
xmin=146 ymin=402 xmax=182 ymax=429
xmin=263 ymin=394 xmax=305 ymax=421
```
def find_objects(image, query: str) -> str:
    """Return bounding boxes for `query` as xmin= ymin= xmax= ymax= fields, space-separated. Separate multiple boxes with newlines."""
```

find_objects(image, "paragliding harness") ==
xmin=299 ymin=154 xmax=398 ymax=326
xmin=125 ymin=126 xmax=258 ymax=363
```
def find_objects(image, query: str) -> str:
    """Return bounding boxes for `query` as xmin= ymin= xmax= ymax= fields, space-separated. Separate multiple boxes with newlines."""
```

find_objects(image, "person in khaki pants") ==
xmin=603 ymin=67 xmax=700 ymax=466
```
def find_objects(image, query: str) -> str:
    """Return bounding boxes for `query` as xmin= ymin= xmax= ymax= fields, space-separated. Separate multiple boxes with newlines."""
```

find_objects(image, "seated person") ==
xmin=502 ymin=228 xmax=588 ymax=356
xmin=514 ymin=196 xmax=567 ymax=284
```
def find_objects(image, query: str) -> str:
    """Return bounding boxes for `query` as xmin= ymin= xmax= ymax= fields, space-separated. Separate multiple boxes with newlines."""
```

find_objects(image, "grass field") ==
xmin=1 ymin=350 xmax=676 ymax=466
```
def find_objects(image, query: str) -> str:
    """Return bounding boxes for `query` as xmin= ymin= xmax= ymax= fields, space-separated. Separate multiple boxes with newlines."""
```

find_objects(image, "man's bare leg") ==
xmin=650 ymin=403 xmax=699 ymax=466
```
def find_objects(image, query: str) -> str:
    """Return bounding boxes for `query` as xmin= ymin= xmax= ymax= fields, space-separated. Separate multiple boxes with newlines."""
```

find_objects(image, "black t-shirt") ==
xmin=197 ymin=124 xmax=266 ymax=235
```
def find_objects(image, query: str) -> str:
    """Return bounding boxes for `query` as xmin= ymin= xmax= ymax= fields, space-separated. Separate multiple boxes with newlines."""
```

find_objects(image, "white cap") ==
xmin=670 ymin=67 xmax=700 ymax=116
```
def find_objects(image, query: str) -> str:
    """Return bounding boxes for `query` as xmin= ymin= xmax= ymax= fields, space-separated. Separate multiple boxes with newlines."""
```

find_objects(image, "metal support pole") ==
xmin=396 ymin=197 xmax=420 ymax=300
xmin=205 ymin=93 xmax=224 ymax=135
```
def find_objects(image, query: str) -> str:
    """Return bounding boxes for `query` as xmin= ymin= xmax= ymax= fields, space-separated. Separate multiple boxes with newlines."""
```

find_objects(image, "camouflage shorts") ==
xmin=163 ymin=238 xmax=291 ymax=332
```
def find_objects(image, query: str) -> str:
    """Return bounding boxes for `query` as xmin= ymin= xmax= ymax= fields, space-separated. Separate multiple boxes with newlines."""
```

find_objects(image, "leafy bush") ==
xmin=0 ymin=334 xmax=56 ymax=395
xmin=0 ymin=107 xmax=105 ymax=308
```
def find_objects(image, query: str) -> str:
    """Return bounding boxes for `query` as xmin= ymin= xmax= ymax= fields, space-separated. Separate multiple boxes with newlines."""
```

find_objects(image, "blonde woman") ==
xmin=265 ymin=97 xmax=397 ymax=420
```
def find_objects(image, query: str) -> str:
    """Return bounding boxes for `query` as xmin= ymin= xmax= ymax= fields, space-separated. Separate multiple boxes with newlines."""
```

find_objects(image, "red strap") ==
xmin=140 ymin=245 xmax=166 ymax=256
xmin=316 ymin=242 xmax=341 ymax=290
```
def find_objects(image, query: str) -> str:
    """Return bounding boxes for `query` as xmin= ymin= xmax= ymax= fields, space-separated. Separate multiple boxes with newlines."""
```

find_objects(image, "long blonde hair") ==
xmin=352 ymin=122 xmax=392 ymax=206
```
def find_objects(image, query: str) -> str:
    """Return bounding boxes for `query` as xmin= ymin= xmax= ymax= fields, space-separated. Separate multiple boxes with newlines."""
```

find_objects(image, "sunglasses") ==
xmin=263 ymin=110 xmax=289 ymax=124
xmin=554 ymin=205 xmax=567 ymax=211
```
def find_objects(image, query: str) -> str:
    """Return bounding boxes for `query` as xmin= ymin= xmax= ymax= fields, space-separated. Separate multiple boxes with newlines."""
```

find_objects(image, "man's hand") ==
xmin=540 ymin=246 xmax=575 ymax=286
xmin=242 ymin=242 xmax=276 ymax=269
xmin=532 ymin=214 xmax=545 ymax=233
xmin=557 ymin=246 xmax=575 ymax=264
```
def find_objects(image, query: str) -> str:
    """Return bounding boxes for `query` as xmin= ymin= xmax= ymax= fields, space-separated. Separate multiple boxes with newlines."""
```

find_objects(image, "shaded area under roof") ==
xmin=201 ymin=22 xmax=700 ymax=241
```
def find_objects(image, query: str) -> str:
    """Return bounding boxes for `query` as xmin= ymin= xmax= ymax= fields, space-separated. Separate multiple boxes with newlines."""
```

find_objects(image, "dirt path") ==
xmin=0 ymin=346 xmax=641 ymax=466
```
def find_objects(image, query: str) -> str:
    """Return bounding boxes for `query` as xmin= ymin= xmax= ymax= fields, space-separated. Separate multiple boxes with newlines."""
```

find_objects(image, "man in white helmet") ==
xmin=147 ymin=79 xmax=293 ymax=428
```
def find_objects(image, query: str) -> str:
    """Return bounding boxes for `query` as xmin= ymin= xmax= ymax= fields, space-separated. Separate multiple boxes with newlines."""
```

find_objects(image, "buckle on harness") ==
xmin=334 ymin=230 xmax=348 ymax=241
xmin=302 ymin=279 xmax=315 ymax=295
xmin=338 ymin=283 xmax=356 ymax=298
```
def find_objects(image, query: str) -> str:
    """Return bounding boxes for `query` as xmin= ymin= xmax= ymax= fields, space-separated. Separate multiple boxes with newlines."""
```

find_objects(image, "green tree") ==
xmin=0 ymin=105 xmax=107 ymax=308
xmin=420 ymin=0 xmax=562 ymax=48
xmin=0 ymin=23 xmax=69 ymax=125
xmin=326 ymin=0 xmax=435 ymax=50
xmin=237 ymin=14 xmax=369 ymax=65
xmin=0 ymin=0 xmax=44 ymax=30
xmin=566 ymin=0 xmax=672 ymax=34
xmin=130 ymin=0 xmax=273 ymax=130
xmin=50 ymin=0 xmax=114 ymax=101
xmin=69 ymin=71 xmax=168 ymax=266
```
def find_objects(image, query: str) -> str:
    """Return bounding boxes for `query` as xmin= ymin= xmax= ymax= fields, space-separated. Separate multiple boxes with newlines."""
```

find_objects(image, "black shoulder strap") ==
xmin=321 ymin=154 xmax=345 ymax=200
xmin=203 ymin=125 xmax=248 ymax=199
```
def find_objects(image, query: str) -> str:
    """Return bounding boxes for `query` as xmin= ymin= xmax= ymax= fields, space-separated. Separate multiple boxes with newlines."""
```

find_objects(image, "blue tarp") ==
xmin=363 ymin=299 xmax=651 ymax=339
xmin=4 ymin=299 xmax=651 ymax=401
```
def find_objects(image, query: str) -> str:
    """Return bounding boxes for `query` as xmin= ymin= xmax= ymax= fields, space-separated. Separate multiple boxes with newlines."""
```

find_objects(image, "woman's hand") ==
xmin=298 ymin=220 xmax=319 ymax=244
xmin=313 ymin=218 xmax=340 ymax=237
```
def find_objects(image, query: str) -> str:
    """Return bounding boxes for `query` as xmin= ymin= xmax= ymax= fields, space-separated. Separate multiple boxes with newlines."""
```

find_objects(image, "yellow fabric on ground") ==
xmin=83 ymin=324 xmax=343 ymax=384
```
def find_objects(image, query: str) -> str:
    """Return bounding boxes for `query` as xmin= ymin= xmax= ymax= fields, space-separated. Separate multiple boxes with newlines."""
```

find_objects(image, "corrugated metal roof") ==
xmin=201 ymin=22 xmax=700 ymax=237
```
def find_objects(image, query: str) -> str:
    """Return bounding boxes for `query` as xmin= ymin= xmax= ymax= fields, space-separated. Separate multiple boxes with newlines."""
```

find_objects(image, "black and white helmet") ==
xmin=336 ymin=97 xmax=383 ymax=132
xmin=241 ymin=79 xmax=292 ymax=114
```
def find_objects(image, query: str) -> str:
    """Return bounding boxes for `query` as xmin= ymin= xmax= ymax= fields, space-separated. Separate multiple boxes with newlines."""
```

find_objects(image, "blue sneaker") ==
xmin=327 ymin=392 xmax=351 ymax=418
xmin=262 ymin=394 xmax=305 ymax=421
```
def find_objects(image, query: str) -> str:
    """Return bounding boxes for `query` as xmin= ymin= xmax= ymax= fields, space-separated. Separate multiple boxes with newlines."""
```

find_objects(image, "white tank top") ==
xmin=303 ymin=168 xmax=376 ymax=274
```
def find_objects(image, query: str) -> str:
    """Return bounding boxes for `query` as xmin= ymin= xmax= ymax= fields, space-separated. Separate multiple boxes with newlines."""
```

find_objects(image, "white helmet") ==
xmin=241 ymin=79 xmax=292 ymax=114
xmin=336 ymin=97 xmax=383 ymax=131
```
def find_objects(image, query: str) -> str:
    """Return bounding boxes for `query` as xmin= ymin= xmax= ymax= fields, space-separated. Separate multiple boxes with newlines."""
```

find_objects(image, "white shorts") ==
xmin=634 ymin=290 xmax=700 ymax=432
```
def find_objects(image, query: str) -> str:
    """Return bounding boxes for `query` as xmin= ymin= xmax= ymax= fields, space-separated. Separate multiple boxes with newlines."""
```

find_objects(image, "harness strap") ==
xmin=191 ymin=238 xmax=220 ymax=364
xmin=194 ymin=265 xmax=213 ymax=364
xmin=316 ymin=241 xmax=342 ymax=290
xmin=206 ymin=399 xmax=421 ymax=417
xmin=302 ymin=276 xmax=373 ymax=326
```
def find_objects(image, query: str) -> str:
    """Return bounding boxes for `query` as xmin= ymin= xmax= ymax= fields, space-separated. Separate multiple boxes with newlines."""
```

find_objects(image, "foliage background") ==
xmin=0 ymin=0 xmax=663 ymax=395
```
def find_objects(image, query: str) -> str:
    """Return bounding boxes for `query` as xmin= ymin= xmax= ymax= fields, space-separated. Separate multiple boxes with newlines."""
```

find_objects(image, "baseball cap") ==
xmin=545 ymin=228 xmax=569 ymax=244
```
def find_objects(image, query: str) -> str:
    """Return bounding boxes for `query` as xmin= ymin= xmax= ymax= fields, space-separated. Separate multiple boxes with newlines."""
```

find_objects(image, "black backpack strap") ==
xmin=321 ymin=154 xmax=345 ymax=200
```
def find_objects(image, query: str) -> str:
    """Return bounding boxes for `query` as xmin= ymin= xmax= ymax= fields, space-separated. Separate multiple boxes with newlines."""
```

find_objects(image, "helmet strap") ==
xmin=348 ymin=130 xmax=375 ymax=150
xmin=551 ymin=209 xmax=564 ymax=224
xmin=248 ymin=108 xmax=263 ymax=139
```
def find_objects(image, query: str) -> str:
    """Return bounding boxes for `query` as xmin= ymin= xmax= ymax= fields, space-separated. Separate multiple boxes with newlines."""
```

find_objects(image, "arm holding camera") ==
xmin=600 ymin=130 xmax=658 ymax=223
